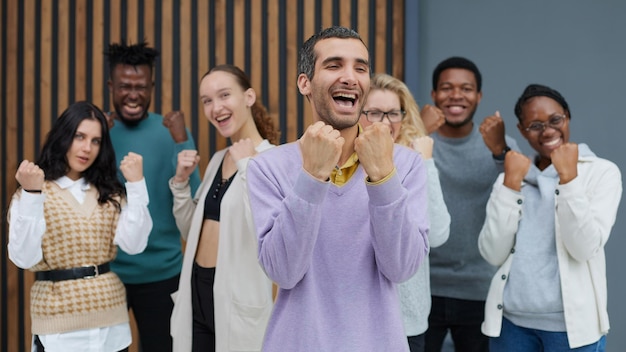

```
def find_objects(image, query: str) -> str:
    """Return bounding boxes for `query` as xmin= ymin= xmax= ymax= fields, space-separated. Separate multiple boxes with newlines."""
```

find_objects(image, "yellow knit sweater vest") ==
xmin=29 ymin=181 xmax=129 ymax=335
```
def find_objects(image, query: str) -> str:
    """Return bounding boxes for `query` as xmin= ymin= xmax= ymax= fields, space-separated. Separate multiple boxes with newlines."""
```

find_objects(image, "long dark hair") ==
xmin=36 ymin=101 xmax=125 ymax=209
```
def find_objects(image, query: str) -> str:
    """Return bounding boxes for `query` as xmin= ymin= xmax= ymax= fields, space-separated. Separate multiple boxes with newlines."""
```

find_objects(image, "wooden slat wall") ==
xmin=0 ymin=0 xmax=405 ymax=351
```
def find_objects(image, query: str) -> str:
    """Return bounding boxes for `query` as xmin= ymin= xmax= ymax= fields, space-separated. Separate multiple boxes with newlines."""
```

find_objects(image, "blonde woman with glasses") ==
xmin=360 ymin=73 xmax=451 ymax=352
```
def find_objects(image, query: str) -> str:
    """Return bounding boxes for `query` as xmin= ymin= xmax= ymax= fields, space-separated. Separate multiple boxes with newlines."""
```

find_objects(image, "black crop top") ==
xmin=203 ymin=160 xmax=237 ymax=221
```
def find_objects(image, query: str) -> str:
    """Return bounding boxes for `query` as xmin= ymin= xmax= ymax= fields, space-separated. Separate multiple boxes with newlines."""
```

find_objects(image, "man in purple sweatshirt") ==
xmin=246 ymin=26 xmax=430 ymax=351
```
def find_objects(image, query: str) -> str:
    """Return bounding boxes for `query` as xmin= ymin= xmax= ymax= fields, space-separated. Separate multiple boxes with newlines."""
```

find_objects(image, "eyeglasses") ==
xmin=362 ymin=110 xmax=406 ymax=123
xmin=524 ymin=114 xmax=567 ymax=134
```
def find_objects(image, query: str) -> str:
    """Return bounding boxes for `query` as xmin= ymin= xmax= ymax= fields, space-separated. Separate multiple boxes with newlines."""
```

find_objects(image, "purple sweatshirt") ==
xmin=247 ymin=142 xmax=429 ymax=352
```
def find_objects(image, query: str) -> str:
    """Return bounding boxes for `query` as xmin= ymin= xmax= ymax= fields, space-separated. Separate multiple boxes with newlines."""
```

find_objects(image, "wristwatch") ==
xmin=493 ymin=146 xmax=511 ymax=161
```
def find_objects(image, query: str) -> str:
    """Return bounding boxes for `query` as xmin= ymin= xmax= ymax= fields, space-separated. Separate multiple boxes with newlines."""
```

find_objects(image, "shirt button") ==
xmin=517 ymin=199 xmax=523 ymax=205
xmin=501 ymin=274 xmax=507 ymax=280
xmin=511 ymin=248 xmax=515 ymax=254
xmin=555 ymin=189 xmax=560 ymax=195
xmin=497 ymin=304 xmax=503 ymax=310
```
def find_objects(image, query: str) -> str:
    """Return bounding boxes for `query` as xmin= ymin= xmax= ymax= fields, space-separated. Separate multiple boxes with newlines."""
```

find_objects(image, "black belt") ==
xmin=35 ymin=262 xmax=110 ymax=282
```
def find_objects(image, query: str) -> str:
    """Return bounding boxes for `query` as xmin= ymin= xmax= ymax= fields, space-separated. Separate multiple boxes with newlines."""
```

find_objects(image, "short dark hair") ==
xmin=298 ymin=26 xmax=369 ymax=80
xmin=105 ymin=40 xmax=159 ymax=77
xmin=514 ymin=84 xmax=570 ymax=122
xmin=36 ymin=101 xmax=124 ymax=208
xmin=432 ymin=56 xmax=482 ymax=92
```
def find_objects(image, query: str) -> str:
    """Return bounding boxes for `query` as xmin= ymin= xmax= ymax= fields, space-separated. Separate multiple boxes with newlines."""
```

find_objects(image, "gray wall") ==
xmin=405 ymin=1 xmax=626 ymax=350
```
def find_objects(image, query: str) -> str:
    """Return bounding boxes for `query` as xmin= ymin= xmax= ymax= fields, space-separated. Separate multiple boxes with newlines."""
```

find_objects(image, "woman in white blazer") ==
xmin=478 ymin=84 xmax=621 ymax=351
xmin=168 ymin=64 xmax=278 ymax=352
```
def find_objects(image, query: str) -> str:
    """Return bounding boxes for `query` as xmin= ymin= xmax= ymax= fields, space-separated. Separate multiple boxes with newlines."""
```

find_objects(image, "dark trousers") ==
xmin=425 ymin=296 xmax=489 ymax=352
xmin=191 ymin=263 xmax=216 ymax=352
xmin=125 ymin=274 xmax=180 ymax=352
xmin=408 ymin=333 xmax=426 ymax=352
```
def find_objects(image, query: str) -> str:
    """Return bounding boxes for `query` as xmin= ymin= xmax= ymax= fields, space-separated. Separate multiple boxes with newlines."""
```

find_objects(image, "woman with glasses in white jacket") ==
xmin=479 ymin=84 xmax=621 ymax=351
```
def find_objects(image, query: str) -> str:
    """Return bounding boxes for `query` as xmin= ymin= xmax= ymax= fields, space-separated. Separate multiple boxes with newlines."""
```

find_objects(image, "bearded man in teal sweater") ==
xmin=105 ymin=41 xmax=201 ymax=352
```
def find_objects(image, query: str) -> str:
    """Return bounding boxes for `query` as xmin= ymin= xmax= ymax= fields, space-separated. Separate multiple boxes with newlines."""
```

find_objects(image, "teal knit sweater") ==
xmin=109 ymin=112 xmax=201 ymax=284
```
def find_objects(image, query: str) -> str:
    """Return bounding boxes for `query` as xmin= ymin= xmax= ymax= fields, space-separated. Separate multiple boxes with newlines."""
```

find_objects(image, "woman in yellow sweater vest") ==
xmin=7 ymin=101 xmax=153 ymax=352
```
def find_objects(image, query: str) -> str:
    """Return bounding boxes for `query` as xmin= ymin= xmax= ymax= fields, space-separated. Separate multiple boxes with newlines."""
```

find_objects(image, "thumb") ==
xmin=495 ymin=110 xmax=501 ymax=117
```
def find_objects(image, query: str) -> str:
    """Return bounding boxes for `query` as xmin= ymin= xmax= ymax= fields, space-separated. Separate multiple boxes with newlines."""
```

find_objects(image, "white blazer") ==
xmin=170 ymin=140 xmax=274 ymax=352
xmin=479 ymin=152 xmax=621 ymax=348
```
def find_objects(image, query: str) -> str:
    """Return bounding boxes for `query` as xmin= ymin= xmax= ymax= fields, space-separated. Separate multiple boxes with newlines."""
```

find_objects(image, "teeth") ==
xmin=544 ymin=138 xmax=560 ymax=146
xmin=333 ymin=93 xmax=356 ymax=99
xmin=448 ymin=106 xmax=464 ymax=114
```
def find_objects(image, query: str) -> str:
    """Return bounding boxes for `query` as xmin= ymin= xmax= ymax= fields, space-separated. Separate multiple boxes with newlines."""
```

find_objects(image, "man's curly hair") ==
xmin=105 ymin=40 xmax=159 ymax=76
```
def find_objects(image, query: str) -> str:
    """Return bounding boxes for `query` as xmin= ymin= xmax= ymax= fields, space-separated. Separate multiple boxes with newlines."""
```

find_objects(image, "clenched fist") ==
xmin=420 ymin=104 xmax=445 ymax=134
xmin=551 ymin=143 xmax=578 ymax=184
xmin=355 ymin=122 xmax=395 ymax=182
xmin=299 ymin=121 xmax=344 ymax=181
xmin=16 ymin=160 xmax=45 ymax=191
xmin=479 ymin=111 xmax=507 ymax=155
xmin=162 ymin=111 xmax=188 ymax=143
xmin=502 ymin=151 xmax=531 ymax=191
xmin=411 ymin=136 xmax=434 ymax=159
xmin=120 ymin=152 xmax=144 ymax=182
xmin=229 ymin=138 xmax=257 ymax=163
xmin=173 ymin=150 xmax=200 ymax=184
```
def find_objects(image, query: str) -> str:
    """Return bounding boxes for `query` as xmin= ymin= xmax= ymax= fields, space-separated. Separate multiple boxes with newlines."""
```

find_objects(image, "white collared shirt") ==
xmin=8 ymin=176 xmax=152 ymax=352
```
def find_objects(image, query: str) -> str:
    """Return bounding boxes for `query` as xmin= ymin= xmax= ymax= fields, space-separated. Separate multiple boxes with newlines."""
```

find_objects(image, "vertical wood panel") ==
xmin=5 ymin=1 xmax=20 ymax=351
xmin=180 ymin=0 xmax=193 ymax=127
xmin=214 ymin=0 xmax=226 ymax=65
xmin=143 ymin=0 xmax=156 ymax=113
xmin=267 ymin=0 xmax=279 ymax=142
xmin=92 ymin=0 xmax=105 ymax=110
xmin=249 ymin=0 xmax=262 ymax=98
xmin=2 ymin=2 xmax=405 ymax=350
xmin=160 ymin=0 xmax=173 ymax=115
xmin=109 ymin=0 xmax=122 ymax=43
xmin=107 ymin=0 xmax=122 ymax=112
xmin=233 ymin=0 xmax=245 ymax=70
xmin=340 ymin=0 xmax=351 ymax=28
xmin=285 ymin=1 xmax=298 ymax=141
xmin=57 ymin=0 xmax=70 ymax=113
xmin=196 ymin=0 xmax=210 ymax=171
xmin=23 ymin=0 xmax=36 ymax=160
xmin=0 ymin=0 xmax=4 ymax=266
xmin=322 ymin=0 xmax=333 ymax=28
xmin=213 ymin=0 xmax=228 ymax=151
xmin=127 ymin=0 xmax=139 ymax=43
xmin=357 ymin=0 xmax=369 ymax=44
xmin=302 ymin=0 xmax=316 ymax=129
xmin=40 ymin=0 xmax=53 ymax=145
xmin=75 ymin=0 xmax=87 ymax=101
xmin=392 ymin=0 xmax=404 ymax=78
xmin=375 ymin=0 xmax=387 ymax=74
xmin=22 ymin=2 xmax=37 ymax=348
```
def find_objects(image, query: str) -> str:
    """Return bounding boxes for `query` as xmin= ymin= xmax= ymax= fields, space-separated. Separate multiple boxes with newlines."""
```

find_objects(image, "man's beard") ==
xmin=445 ymin=110 xmax=475 ymax=128
xmin=114 ymin=106 xmax=148 ymax=127
xmin=320 ymin=113 xmax=360 ymax=131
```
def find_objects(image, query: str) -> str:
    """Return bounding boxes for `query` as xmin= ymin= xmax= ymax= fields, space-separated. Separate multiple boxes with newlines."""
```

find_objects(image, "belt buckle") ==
xmin=83 ymin=264 xmax=99 ymax=279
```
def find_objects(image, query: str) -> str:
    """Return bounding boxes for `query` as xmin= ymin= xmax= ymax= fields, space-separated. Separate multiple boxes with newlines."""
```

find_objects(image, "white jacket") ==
xmin=478 ymin=148 xmax=621 ymax=348
xmin=170 ymin=140 xmax=274 ymax=352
